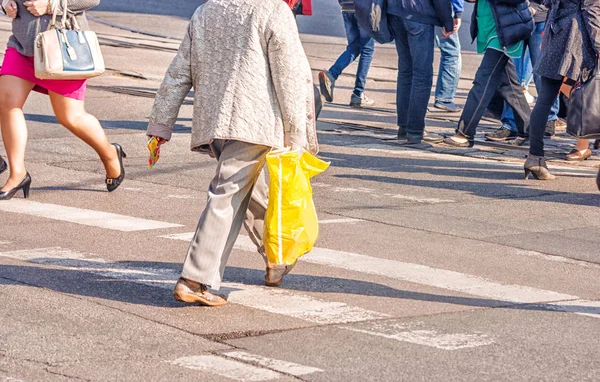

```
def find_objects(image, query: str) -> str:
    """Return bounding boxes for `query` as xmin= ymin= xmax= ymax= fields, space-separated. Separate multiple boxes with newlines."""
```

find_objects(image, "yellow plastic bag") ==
xmin=264 ymin=149 xmax=330 ymax=265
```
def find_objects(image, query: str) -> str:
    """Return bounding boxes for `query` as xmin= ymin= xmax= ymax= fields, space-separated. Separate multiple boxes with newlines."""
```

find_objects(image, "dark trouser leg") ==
xmin=405 ymin=21 xmax=435 ymax=137
xmin=457 ymin=49 xmax=509 ymax=139
xmin=529 ymin=77 xmax=563 ymax=157
xmin=495 ymin=58 xmax=531 ymax=137
xmin=389 ymin=15 xmax=412 ymax=134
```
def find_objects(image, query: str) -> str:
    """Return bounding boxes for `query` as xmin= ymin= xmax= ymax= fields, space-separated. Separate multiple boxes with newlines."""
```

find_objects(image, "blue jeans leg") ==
xmin=354 ymin=33 xmax=375 ymax=97
xmin=328 ymin=12 xmax=372 ymax=90
xmin=389 ymin=17 xmax=434 ymax=137
xmin=435 ymin=30 xmax=461 ymax=103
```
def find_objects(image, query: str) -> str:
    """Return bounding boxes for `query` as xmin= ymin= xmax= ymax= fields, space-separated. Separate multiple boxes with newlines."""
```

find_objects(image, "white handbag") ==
xmin=34 ymin=0 xmax=105 ymax=80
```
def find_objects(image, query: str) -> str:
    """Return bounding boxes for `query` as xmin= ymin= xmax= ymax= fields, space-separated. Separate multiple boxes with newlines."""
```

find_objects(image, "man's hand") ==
xmin=4 ymin=1 xmax=18 ymax=18
xmin=453 ymin=18 xmax=462 ymax=32
xmin=23 ymin=0 xmax=50 ymax=16
xmin=441 ymin=27 xmax=455 ymax=39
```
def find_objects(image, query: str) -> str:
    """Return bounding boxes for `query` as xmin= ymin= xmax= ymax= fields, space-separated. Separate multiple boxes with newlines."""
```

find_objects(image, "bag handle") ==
xmin=48 ymin=0 xmax=70 ymax=30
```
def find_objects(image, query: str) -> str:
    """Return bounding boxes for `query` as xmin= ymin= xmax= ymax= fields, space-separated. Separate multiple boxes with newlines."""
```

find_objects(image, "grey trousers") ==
xmin=181 ymin=139 xmax=270 ymax=290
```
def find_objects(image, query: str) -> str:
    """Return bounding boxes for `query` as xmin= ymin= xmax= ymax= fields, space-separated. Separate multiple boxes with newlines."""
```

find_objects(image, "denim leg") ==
xmin=354 ymin=23 xmax=375 ymax=97
xmin=405 ymin=20 xmax=435 ymax=136
xmin=496 ymin=58 xmax=531 ymax=137
xmin=500 ymin=103 xmax=518 ymax=131
xmin=435 ymin=30 xmax=461 ymax=103
xmin=529 ymin=21 xmax=560 ymax=121
xmin=529 ymin=77 xmax=563 ymax=156
xmin=389 ymin=15 xmax=412 ymax=130
xmin=501 ymin=47 xmax=529 ymax=132
xmin=457 ymin=49 xmax=510 ymax=139
xmin=328 ymin=12 xmax=362 ymax=79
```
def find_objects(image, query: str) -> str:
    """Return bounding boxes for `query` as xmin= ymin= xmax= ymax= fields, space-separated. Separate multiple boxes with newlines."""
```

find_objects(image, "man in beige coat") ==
xmin=147 ymin=0 xmax=318 ymax=306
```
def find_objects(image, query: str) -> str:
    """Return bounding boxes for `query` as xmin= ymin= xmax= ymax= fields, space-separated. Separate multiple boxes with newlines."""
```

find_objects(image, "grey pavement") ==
xmin=0 ymin=2 xmax=599 ymax=381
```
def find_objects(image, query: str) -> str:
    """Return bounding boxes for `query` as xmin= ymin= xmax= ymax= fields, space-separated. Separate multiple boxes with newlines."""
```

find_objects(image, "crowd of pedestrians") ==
xmin=0 ymin=0 xmax=599 ymax=305
xmin=315 ymin=0 xmax=600 ymax=184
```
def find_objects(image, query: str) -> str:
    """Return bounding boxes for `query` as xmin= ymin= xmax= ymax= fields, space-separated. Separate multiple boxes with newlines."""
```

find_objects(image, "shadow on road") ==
xmin=0 ymin=261 xmax=598 ymax=318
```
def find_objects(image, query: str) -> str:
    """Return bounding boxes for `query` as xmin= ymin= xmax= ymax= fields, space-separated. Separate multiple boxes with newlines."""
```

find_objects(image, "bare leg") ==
xmin=0 ymin=75 xmax=35 ymax=192
xmin=48 ymin=91 xmax=120 ymax=179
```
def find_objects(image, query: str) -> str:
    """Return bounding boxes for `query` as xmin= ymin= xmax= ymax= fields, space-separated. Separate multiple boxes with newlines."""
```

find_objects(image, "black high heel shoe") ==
xmin=0 ymin=156 xmax=7 ymax=175
xmin=0 ymin=172 xmax=31 ymax=200
xmin=524 ymin=154 xmax=556 ymax=180
xmin=106 ymin=143 xmax=126 ymax=192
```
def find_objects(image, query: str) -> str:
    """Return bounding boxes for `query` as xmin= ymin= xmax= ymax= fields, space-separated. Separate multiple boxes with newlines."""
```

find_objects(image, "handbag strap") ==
xmin=48 ymin=0 xmax=70 ymax=30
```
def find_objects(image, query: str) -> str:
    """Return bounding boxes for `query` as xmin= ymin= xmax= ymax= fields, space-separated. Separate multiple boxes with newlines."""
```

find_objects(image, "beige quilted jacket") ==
xmin=147 ymin=0 xmax=318 ymax=154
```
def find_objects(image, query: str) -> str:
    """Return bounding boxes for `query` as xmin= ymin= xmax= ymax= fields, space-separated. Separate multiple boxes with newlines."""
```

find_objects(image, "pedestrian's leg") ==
xmin=48 ymin=92 xmax=120 ymax=179
xmin=327 ymin=12 xmax=362 ymax=79
xmin=389 ymin=16 xmax=411 ymax=136
xmin=454 ymin=49 xmax=509 ymax=140
xmin=405 ymin=20 xmax=435 ymax=138
xmin=496 ymin=59 xmax=531 ymax=138
xmin=353 ymin=18 xmax=375 ymax=98
xmin=528 ymin=77 xmax=562 ymax=157
xmin=529 ymin=21 xmax=561 ymax=126
xmin=243 ymin=168 xmax=269 ymax=264
xmin=0 ymin=75 xmax=34 ymax=192
xmin=435 ymin=31 xmax=461 ymax=105
xmin=181 ymin=140 xmax=271 ymax=290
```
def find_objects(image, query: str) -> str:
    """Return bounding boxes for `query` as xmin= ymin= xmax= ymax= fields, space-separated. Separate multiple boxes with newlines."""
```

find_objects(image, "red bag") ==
xmin=283 ymin=0 xmax=312 ymax=16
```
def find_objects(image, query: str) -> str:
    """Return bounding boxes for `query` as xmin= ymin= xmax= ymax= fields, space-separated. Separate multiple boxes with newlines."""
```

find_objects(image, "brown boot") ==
xmin=173 ymin=278 xmax=227 ymax=307
xmin=265 ymin=262 xmax=297 ymax=287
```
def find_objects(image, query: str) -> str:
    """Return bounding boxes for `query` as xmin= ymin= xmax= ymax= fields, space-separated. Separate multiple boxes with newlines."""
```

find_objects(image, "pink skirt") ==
xmin=0 ymin=47 xmax=87 ymax=101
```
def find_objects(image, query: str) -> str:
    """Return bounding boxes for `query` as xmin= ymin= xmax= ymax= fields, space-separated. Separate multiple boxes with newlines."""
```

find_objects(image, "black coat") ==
xmin=535 ymin=0 xmax=600 ymax=81
xmin=469 ymin=0 xmax=534 ymax=48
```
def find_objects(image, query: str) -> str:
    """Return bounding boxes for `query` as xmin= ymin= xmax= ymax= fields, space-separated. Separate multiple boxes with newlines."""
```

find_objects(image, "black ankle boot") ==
xmin=0 ymin=173 xmax=31 ymax=200
xmin=524 ymin=155 xmax=556 ymax=180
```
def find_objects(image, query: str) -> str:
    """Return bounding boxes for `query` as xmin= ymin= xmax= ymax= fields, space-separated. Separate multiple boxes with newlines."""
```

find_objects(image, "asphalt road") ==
xmin=0 ymin=1 xmax=599 ymax=381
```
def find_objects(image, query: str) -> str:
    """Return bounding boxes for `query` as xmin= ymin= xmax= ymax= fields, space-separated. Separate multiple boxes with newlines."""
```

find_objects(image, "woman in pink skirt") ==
xmin=0 ymin=0 xmax=125 ymax=200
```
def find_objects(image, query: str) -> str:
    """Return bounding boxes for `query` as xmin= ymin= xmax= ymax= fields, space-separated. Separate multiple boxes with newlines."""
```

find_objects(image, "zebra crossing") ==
xmin=1 ymin=199 xmax=599 ymax=381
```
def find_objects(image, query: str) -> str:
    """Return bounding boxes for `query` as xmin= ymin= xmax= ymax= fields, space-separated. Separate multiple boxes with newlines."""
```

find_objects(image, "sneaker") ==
xmin=265 ymin=262 xmax=297 ymax=287
xmin=173 ymin=278 xmax=227 ymax=306
xmin=523 ymin=88 xmax=535 ymax=104
xmin=422 ymin=131 xmax=444 ymax=143
xmin=0 ymin=156 xmax=6 ymax=175
xmin=544 ymin=120 xmax=556 ymax=137
xmin=318 ymin=71 xmax=335 ymax=102
xmin=433 ymin=101 xmax=462 ymax=112
xmin=350 ymin=93 xmax=374 ymax=108
xmin=508 ymin=136 xmax=529 ymax=146
xmin=555 ymin=118 xmax=567 ymax=131
xmin=485 ymin=125 xmax=517 ymax=142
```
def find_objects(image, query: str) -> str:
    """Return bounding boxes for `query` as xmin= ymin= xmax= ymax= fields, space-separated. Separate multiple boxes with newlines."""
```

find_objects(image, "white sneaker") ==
xmin=350 ymin=93 xmax=374 ymax=108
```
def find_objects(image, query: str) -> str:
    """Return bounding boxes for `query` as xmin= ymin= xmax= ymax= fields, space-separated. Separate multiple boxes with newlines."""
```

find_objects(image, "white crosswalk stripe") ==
xmin=341 ymin=321 xmax=495 ymax=350
xmin=0 ymin=200 xmax=182 ymax=231
xmin=162 ymin=233 xmax=579 ymax=305
xmin=169 ymin=356 xmax=281 ymax=381
xmin=221 ymin=351 xmax=323 ymax=376
xmin=0 ymin=247 xmax=388 ymax=325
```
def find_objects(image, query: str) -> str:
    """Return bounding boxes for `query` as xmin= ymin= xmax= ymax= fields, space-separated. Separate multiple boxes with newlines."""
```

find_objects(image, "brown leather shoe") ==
xmin=565 ymin=148 xmax=592 ymax=161
xmin=265 ymin=262 xmax=297 ymax=287
xmin=173 ymin=278 xmax=227 ymax=307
